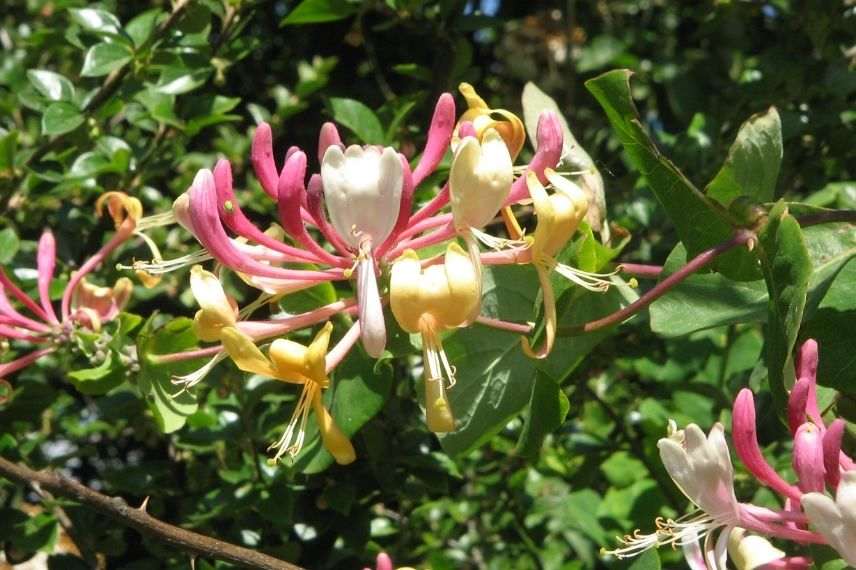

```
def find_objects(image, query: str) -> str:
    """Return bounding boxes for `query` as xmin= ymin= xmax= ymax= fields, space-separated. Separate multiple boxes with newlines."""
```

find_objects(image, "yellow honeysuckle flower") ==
xmin=220 ymin=323 xmax=356 ymax=465
xmin=189 ymin=266 xmax=238 ymax=342
xmin=390 ymin=243 xmax=480 ymax=433
xmin=449 ymin=128 xmax=514 ymax=233
xmin=456 ymin=83 xmax=526 ymax=160
xmin=521 ymin=169 xmax=589 ymax=359
xmin=95 ymin=191 xmax=143 ymax=229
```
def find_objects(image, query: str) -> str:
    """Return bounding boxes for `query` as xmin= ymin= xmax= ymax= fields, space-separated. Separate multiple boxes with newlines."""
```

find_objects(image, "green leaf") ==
xmin=651 ymin=221 xmax=856 ymax=336
xmin=522 ymin=82 xmax=607 ymax=235
xmin=68 ymin=350 xmax=126 ymax=395
xmin=81 ymin=42 xmax=133 ymax=77
xmin=627 ymin=549 xmax=661 ymax=570
xmin=439 ymin=263 xmax=627 ymax=455
xmin=756 ymin=201 xmax=811 ymax=408
xmin=41 ymin=102 xmax=84 ymax=136
xmin=515 ymin=372 xmax=570 ymax=458
xmin=156 ymin=67 xmax=212 ymax=95
xmin=328 ymin=97 xmax=384 ymax=145
xmin=585 ymin=70 xmax=757 ymax=280
xmin=126 ymin=8 xmax=165 ymax=47
xmin=0 ymin=228 xmax=20 ymax=264
xmin=707 ymin=107 xmax=782 ymax=206
xmin=27 ymin=70 xmax=75 ymax=102
xmin=69 ymin=7 xmax=122 ymax=35
xmin=281 ymin=0 xmax=359 ymax=25
xmin=135 ymin=88 xmax=182 ymax=128
xmin=136 ymin=317 xmax=200 ymax=433
xmin=0 ymin=129 xmax=19 ymax=175
xmin=294 ymin=349 xmax=393 ymax=474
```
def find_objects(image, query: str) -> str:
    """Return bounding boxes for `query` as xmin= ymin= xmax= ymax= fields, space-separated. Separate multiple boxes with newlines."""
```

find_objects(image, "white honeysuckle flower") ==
xmin=189 ymin=265 xmax=237 ymax=342
xmin=727 ymin=528 xmax=786 ymax=570
xmin=449 ymin=128 xmax=513 ymax=232
xmin=658 ymin=422 xmax=741 ymax=524
xmin=802 ymin=470 xmax=856 ymax=566
xmin=321 ymin=145 xmax=403 ymax=249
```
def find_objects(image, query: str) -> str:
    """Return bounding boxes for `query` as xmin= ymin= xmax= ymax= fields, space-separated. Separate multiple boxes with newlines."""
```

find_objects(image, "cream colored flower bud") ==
xmin=449 ymin=129 xmax=513 ymax=232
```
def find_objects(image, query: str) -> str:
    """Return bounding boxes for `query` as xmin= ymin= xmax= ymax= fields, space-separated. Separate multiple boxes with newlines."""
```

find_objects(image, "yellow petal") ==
xmin=521 ymin=265 xmax=556 ymax=359
xmin=190 ymin=266 xmax=236 ymax=341
xmin=529 ymin=169 xmax=587 ymax=262
xmin=96 ymin=191 xmax=142 ymax=228
xmin=135 ymin=269 xmax=162 ymax=289
xmin=389 ymin=249 xmax=424 ymax=333
xmin=456 ymin=83 xmax=525 ymax=158
xmin=306 ymin=322 xmax=333 ymax=384
xmin=311 ymin=394 xmax=356 ymax=465
xmin=438 ymin=242 xmax=480 ymax=328
xmin=425 ymin=376 xmax=455 ymax=433
xmin=220 ymin=326 xmax=279 ymax=378
xmin=112 ymin=277 xmax=133 ymax=310
xmin=449 ymin=129 xmax=513 ymax=231
xmin=268 ymin=338 xmax=313 ymax=384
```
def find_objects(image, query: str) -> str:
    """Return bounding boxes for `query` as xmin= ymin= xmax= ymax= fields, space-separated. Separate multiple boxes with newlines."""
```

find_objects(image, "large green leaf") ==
xmin=439 ymin=263 xmax=631 ymax=455
xmin=650 ymin=221 xmax=856 ymax=336
xmin=0 ymin=228 xmax=20 ymax=264
xmin=281 ymin=0 xmax=359 ymax=25
xmin=515 ymin=371 xmax=570 ymax=458
xmin=26 ymin=70 xmax=75 ymax=102
xmin=136 ymin=317 xmax=201 ymax=433
xmin=585 ymin=69 xmax=758 ymax=280
xmin=328 ymin=97 xmax=384 ymax=145
xmin=41 ymin=102 xmax=84 ymax=136
xmin=707 ymin=107 xmax=782 ymax=206
xmin=81 ymin=42 xmax=134 ymax=77
xmin=69 ymin=7 xmax=122 ymax=35
xmin=756 ymin=202 xmax=811 ymax=407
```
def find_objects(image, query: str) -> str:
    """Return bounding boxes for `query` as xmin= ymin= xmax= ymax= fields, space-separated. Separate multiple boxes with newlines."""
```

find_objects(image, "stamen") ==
xmin=470 ymin=227 xmax=527 ymax=251
xmin=602 ymin=512 xmax=720 ymax=559
xmin=172 ymin=351 xmax=228 ymax=389
xmin=119 ymin=250 xmax=213 ymax=275
xmin=135 ymin=211 xmax=176 ymax=231
xmin=554 ymin=262 xmax=616 ymax=292
xmin=270 ymin=383 xmax=318 ymax=462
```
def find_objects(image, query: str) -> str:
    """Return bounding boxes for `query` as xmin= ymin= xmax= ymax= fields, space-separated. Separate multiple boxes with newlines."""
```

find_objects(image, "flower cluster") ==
xmin=128 ymin=84 xmax=605 ymax=465
xmin=607 ymin=339 xmax=855 ymax=569
xmin=0 ymin=192 xmax=140 ymax=392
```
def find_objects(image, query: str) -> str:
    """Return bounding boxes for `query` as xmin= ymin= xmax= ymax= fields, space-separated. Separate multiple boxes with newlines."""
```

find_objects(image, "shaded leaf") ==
xmin=515 ymin=371 xmax=570 ymax=458
xmin=585 ymin=69 xmax=758 ymax=280
xmin=707 ymin=107 xmax=782 ymax=206
xmin=0 ymin=228 xmax=20 ymax=264
xmin=281 ymin=0 xmax=359 ymax=25
xmin=41 ymin=102 xmax=84 ymax=136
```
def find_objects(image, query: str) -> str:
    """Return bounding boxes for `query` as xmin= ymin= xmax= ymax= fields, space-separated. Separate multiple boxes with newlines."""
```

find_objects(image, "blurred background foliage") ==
xmin=0 ymin=0 xmax=854 ymax=568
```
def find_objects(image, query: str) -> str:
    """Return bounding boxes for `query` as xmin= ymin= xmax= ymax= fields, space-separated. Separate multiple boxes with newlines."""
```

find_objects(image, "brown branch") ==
xmin=797 ymin=210 xmax=856 ymax=227
xmin=0 ymin=455 xmax=304 ymax=570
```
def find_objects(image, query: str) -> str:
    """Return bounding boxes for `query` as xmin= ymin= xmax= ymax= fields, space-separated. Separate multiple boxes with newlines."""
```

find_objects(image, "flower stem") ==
xmin=558 ymin=230 xmax=755 ymax=336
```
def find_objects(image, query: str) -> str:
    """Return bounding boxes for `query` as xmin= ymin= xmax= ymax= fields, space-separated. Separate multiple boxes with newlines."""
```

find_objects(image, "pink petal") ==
xmin=0 ymin=347 xmax=56 ymax=378
xmin=375 ymin=553 xmax=393 ymax=570
xmin=212 ymin=159 xmax=323 ymax=264
xmin=458 ymin=120 xmax=477 ymax=139
xmin=412 ymin=92 xmax=455 ymax=187
xmin=505 ymin=111 xmax=563 ymax=204
xmin=36 ymin=230 xmax=60 ymax=324
xmin=792 ymin=422 xmax=826 ymax=493
xmin=189 ymin=169 xmax=338 ymax=281
xmin=823 ymin=419 xmax=845 ymax=489
xmin=732 ymin=389 xmax=802 ymax=501
xmin=251 ymin=122 xmax=279 ymax=199
xmin=317 ymin=122 xmax=343 ymax=164
xmin=0 ymin=284 xmax=50 ymax=332
xmin=796 ymin=339 xmax=824 ymax=426
xmin=0 ymin=269 xmax=48 ymax=322
xmin=787 ymin=378 xmax=810 ymax=435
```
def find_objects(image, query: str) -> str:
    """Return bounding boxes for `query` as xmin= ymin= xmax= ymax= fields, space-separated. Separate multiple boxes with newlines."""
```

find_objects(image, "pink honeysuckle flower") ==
xmin=0 ymin=194 xmax=140 ymax=385
xmin=362 ymin=552 xmax=415 ymax=570
xmin=606 ymin=338 xmax=856 ymax=568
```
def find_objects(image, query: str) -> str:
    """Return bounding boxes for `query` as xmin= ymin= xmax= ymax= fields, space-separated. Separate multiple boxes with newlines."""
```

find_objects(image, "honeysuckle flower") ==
xmin=189 ymin=266 xmax=237 ymax=342
xmin=0 ymin=194 xmax=140 ymax=384
xmin=606 ymin=339 xmax=856 ymax=568
xmin=520 ymin=169 xmax=591 ymax=358
xmin=321 ymin=144 xmax=405 ymax=357
xmin=219 ymin=322 xmax=355 ymax=465
xmin=390 ymin=242 xmax=480 ymax=432
xmin=802 ymin=471 xmax=856 ymax=566
xmin=455 ymin=82 xmax=526 ymax=160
